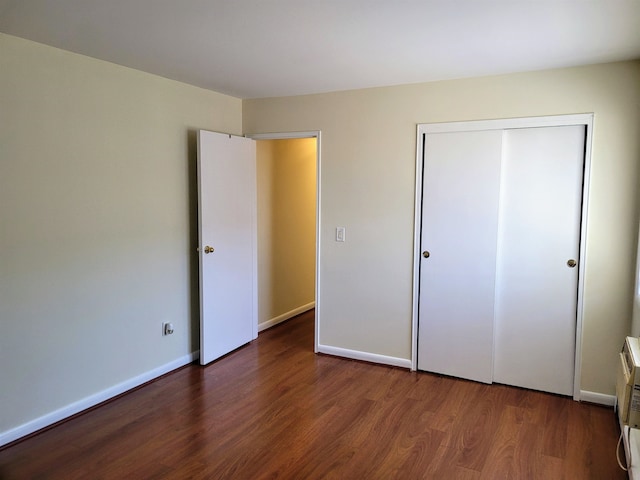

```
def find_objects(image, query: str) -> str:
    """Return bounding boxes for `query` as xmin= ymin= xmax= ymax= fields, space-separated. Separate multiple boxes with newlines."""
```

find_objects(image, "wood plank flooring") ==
xmin=0 ymin=310 xmax=626 ymax=479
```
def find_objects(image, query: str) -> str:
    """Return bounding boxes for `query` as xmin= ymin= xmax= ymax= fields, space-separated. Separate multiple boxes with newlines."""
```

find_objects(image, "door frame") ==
xmin=247 ymin=131 xmax=322 ymax=353
xmin=411 ymin=114 xmax=594 ymax=401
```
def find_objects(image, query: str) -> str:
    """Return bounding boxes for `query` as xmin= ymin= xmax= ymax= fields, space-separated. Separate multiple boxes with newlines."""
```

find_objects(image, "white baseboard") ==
xmin=0 ymin=351 xmax=199 ymax=448
xmin=317 ymin=344 xmax=412 ymax=369
xmin=258 ymin=301 xmax=315 ymax=332
xmin=580 ymin=390 xmax=616 ymax=406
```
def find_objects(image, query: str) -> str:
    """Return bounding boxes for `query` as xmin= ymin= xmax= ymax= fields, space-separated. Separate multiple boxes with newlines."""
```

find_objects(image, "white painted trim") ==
xmin=251 ymin=147 xmax=259 ymax=342
xmin=420 ymin=113 xmax=595 ymax=134
xmin=247 ymin=131 xmax=320 ymax=140
xmin=412 ymin=114 xmax=594 ymax=400
xmin=573 ymin=115 xmax=594 ymax=401
xmin=580 ymin=390 xmax=616 ymax=406
xmin=0 ymin=352 xmax=198 ymax=448
xmin=258 ymin=302 xmax=315 ymax=332
xmin=411 ymin=127 xmax=424 ymax=371
xmin=314 ymin=132 xmax=322 ymax=354
xmin=317 ymin=344 xmax=412 ymax=369
xmin=245 ymin=130 xmax=322 ymax=354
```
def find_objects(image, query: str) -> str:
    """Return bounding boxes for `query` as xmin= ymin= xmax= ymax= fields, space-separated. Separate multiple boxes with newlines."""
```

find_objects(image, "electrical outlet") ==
xmin=162 ymin=322 xmax=174 ymax=335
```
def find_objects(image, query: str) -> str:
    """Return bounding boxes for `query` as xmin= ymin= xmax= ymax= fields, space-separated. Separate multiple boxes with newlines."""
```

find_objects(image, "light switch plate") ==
xmin=336 ymin=227 xmax=346 ymax=242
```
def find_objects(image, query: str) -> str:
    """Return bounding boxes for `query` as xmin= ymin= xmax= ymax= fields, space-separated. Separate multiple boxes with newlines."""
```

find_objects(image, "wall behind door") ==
xmin=244 ymin=60 xmax=640 ymax=395
xmin=256 ymin=139 xmax=316 ymax=330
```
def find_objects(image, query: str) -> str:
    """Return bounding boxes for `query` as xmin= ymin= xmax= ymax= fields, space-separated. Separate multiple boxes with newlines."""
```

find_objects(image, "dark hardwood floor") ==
xmin=0 ymin=310 xmax=625 ymax=479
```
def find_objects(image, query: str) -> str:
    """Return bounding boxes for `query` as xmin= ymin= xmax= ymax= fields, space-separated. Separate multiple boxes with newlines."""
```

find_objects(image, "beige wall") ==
xmin=243 ymin=61 xmax=640 ymax=395
xmin=256 ymin=139 xmax=316 ymax=327
xmin=0 ymin=33 xmax=242 ymax=436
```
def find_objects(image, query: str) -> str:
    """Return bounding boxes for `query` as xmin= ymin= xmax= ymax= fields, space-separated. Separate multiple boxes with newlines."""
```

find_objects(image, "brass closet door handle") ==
xmin=423 ymin=251 xmax=430 ymax=259
xmin=204 ymin=246 xmax=215 ymax=254
xmin=567 ymin=259 xmax=576 ymax=268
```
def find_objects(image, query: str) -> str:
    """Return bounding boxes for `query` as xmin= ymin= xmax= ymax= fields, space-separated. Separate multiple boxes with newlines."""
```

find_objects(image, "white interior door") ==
xmin=197 ymin=131 xmax=257 ymax=365
xmin=417 ymin=130 xmax=503 ymax=383
xmin=493 ymin=126 xmax=585 ymax=395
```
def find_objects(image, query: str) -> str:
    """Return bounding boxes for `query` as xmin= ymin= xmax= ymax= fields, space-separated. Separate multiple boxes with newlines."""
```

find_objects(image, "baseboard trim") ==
xmin=317 ymin=344 xmax=412 ymax=369
xmin=258 ymin=302 xmax=315 ymax=332
xmin=580 ymin=390 xmax=616 ymax=406
xmin=0 ymin=351 xmax=199 ymax=448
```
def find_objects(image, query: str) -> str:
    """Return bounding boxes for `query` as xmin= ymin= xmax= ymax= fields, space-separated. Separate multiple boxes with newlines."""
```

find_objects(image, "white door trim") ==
xmin=411 ymin=114 xmax=594 ymax=401
xmin=249 ymin=131 xmax=321 ymax=140
xmin=246 ymin=131 xmax=322 ymax=353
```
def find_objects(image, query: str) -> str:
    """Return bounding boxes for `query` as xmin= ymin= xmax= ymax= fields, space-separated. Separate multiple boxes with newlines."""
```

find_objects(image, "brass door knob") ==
xmin=422 ymin=251 xmax=430 ymax=259
xmin=204 ymin=246 xmax=215 ymax=254
xmin=567 ymin=259 xmax=576 ymax=268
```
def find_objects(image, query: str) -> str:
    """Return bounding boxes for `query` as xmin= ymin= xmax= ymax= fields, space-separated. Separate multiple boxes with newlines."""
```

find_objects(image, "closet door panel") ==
xmin=417 ymin=130 xmax=503 ymax=383
xmin=493 ymin=126 xmax=585 ymax=395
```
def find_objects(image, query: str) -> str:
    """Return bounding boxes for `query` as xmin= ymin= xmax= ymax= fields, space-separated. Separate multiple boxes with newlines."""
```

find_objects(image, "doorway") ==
xmin=250 ymin=133 xmax=320 ymax=351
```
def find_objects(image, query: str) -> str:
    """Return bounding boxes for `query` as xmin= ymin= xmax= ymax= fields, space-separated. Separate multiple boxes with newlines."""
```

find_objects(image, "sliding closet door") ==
xmin=417 ymin=130 xmax=502 ymax=383
xmin=493 ymin=126 xmax=585 ymax=395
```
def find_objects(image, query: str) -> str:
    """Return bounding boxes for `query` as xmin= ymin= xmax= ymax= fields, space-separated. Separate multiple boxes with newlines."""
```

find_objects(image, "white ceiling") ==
xmin=1 ymin=1 xmax=639 ymax=99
